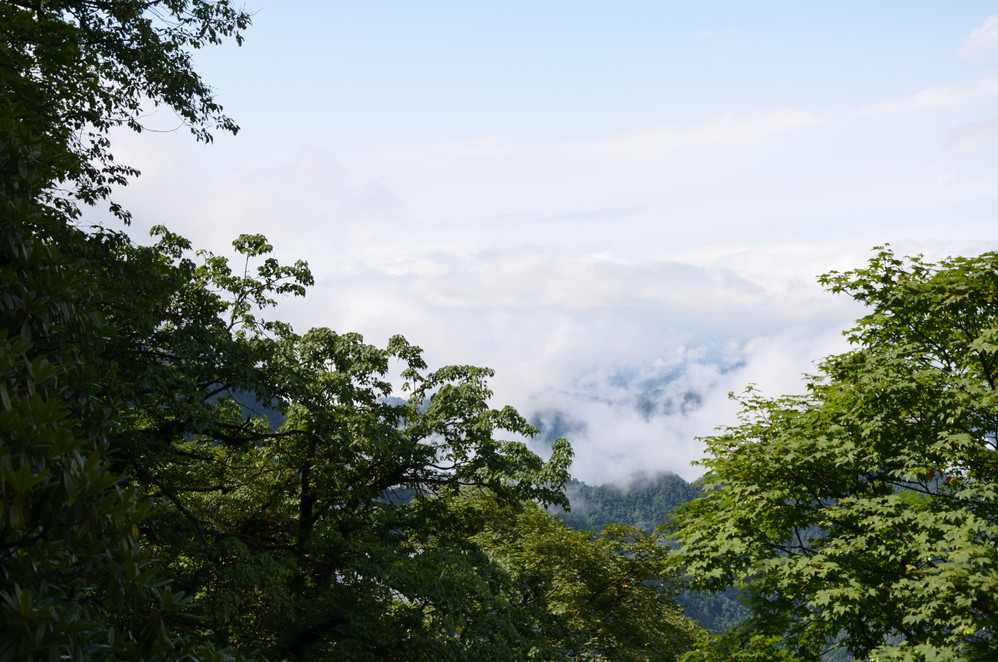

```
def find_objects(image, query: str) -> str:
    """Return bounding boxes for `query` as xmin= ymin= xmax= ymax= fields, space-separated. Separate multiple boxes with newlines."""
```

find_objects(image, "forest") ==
xmin=3 ymin=2 xmax=998 ymax=661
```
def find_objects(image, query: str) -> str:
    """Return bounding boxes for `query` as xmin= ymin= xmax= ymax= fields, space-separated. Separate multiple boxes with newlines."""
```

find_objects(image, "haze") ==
xmin=109 ymin=2 xmax=998 ymax=482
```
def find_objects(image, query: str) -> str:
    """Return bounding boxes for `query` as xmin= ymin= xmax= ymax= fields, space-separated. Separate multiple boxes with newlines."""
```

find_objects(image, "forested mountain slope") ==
xmin=559 ymin=473 xmax=700 ymax=533
xmin=556 ymin=473 xmax=748 ymax=635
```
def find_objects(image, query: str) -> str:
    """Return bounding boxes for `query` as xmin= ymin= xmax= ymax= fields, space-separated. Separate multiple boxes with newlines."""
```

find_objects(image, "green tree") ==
xmin=672 ymin=247 xmax=998 ymax=662
xmin=3 ymin=2 xmax=698 ymax=659
xmin=2 ymin=2 xmax=581 ymax=655
xmin=558 ymin=473 xmax=701 ymax=533
xmin=96 ymin=228 xmax=577 ymax=659
xmin=556 ymin=475 xmax=749 ymax=634
xmin=84 ymin=223 xmax=710 ymax=660
xmin=1 ymin=0 xmax=249 ymax=219
xmin=474 ymin=495 xmax=704 ymax=661
xmin=1 ymin=1 xmax=251 ymax=658
xmin=0 ymin=205 xmax=237 ymax=661
xmin=89 ymin=216 xmax=701 ymax=660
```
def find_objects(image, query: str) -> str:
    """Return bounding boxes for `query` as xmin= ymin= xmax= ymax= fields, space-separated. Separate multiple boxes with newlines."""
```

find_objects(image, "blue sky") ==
xmin=115 ymin=2 xmax=998 ymax=482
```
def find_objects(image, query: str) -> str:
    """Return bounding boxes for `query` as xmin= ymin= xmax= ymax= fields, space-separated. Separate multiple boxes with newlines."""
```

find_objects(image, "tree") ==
xmin=1 ymin=0 xmax=249 ymax=219
xmin=556 ymin=475 xmax=749 ymax=635
xmin=474 ymin=495 xmax=704 ymax=661
xmin=672 ymin=247 xmax=998 ymax=661
xmin=97 ymin=228 xmax=575 ymax=660
xmin=0 ymin=210 xmax=234 ymax=660
xmin=73 ymin=226 xmax=704 ymax=660
xmin=558 ymin=473 xmax=702 ymax=533
xmin=1 ymin=1 xmax=252 ymax=658
xmin=3 ymin=2 xmax=698 ymax=659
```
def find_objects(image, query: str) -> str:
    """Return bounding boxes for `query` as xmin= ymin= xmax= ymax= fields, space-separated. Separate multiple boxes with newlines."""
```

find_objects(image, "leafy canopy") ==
xmin=673 ymin=247 xmax=998 ymax=662
xmin=2 ymin=1 xmax=252 ymax=659
xmin=1 ymin=0 xmax=249 ymax=218
xmin=2 ymin=1 xmax=703 ymax=660
xmin=475 ymin=495 xmax=704 ymax=662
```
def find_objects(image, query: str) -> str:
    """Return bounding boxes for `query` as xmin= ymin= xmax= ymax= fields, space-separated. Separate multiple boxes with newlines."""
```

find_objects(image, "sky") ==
xmin=110 ymin=2 xmax=998 ymax=483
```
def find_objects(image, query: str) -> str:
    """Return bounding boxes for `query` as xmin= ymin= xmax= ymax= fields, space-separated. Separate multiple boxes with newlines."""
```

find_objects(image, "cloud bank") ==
xmin=286 ymin=245 xmax=866 ymax=483
xmin=106 ymin=67 xmax=998 ymax=484
xmin=567 ymin=110 xmax=824 ymax=160
xmin=857 ymin=77 xmax=998 ymax=116
xmin=959 ymin=16 xmax=998 ymax=59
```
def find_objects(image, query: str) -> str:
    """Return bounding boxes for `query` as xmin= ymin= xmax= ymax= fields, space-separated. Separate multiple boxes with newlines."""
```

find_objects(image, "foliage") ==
xmin=675 ymin=586 xmax=750 ymax=637
xmin=101 ymin=229 xmax=700 ymax=660
xmin=2 ymin=2 xmax=702 ymax=661
xmin=672 ymin=247 xmax=998 ymax=661
xmin=0 ymin=205 xmax=235 ymax=661
xmin=558 ymin=474 xmax=748 ymax=634
xmin=475 ymin=495 xmax=704 ymax=661
xmin=104 ymin=228 xmax=578 ymax=659
xmin=1 ymin=0 xmax=250 ymax=219
xmin=1 ymin=2 xmax=253 ymax=657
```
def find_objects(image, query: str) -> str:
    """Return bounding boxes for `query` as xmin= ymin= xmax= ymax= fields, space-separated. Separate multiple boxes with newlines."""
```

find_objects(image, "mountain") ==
xmin=556 ymin=472 xmax=748 ymax=634
xmin=558 ymin=472 xmax=699 ymax=534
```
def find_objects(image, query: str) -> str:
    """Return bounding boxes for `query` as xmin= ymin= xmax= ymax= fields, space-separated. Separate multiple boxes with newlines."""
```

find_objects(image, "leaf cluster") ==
xmin=1 ymin=0 xmax=251 ymax=219
xmin=2 ymin=3 xmax=702 ymax=660
xmin=673 ymin=247 xmax=998 ymax=661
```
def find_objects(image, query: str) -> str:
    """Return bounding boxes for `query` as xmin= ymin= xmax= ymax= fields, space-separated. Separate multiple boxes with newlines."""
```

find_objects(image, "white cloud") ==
xmin=91 ymin=2 xmax=998 ymax=489
xmin=959 ymin=16 xmax=998 ymax=59
xmin=947 ymin=119 xmax=998 ymax=150
xmin=272 ymin=239 xmax=998 ymax=483
xmin=379 ymin=136 xmax=517 ymax=160
xmin=108 ymin=139 xmax=406 ymax=261
xmin=105 ymin=127 xmax=998 ymax=485
xmin=312 ymin=249 xmax=828 ymax=318
xmin=566 ymin=109 xmax=824 ymax=160
xmin=290 ymin=244 xmax=867 ymax=481
xmin=519 ymin=323 xmax=853 ymax=484
xmin=856 ymin=77 xmax=998 ymax=115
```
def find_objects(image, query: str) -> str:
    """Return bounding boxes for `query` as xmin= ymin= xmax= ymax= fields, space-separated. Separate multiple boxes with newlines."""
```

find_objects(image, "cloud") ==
xmin=106 ymin=132 xmax=998 ymax=485
xmin=314 ymin=249 xmax=819 ymax=317
xmin=947 ymin=119 xmax=998 ymax=150
xmin=959 ymin=16 xmax=998 ymax=59
xmin=379 ymin=136 xmax=517 ymax=160
xmin=521 ymin=324 xmax=853 ymax=484
xmin=108 ymin=139 xmax=406 ymax=260
xmin=566 ymin=110 xmax=823 ymax=160
xmin=292 ymin=244 xmax=866 ymax=482
xmin=538 ymin=207 xmax=645 ymax=223
xmin=856 ymin=77 xmax=998 ymax=115
xmin=249 ymin=238 xmax=998 ymax=484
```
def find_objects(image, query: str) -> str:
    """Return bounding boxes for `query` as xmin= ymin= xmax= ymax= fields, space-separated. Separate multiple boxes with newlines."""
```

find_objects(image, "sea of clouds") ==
xmin=104 ymin=141 xmax=877 ymax=482
xmin=105 ymin=61 xmax=998 ymax=483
